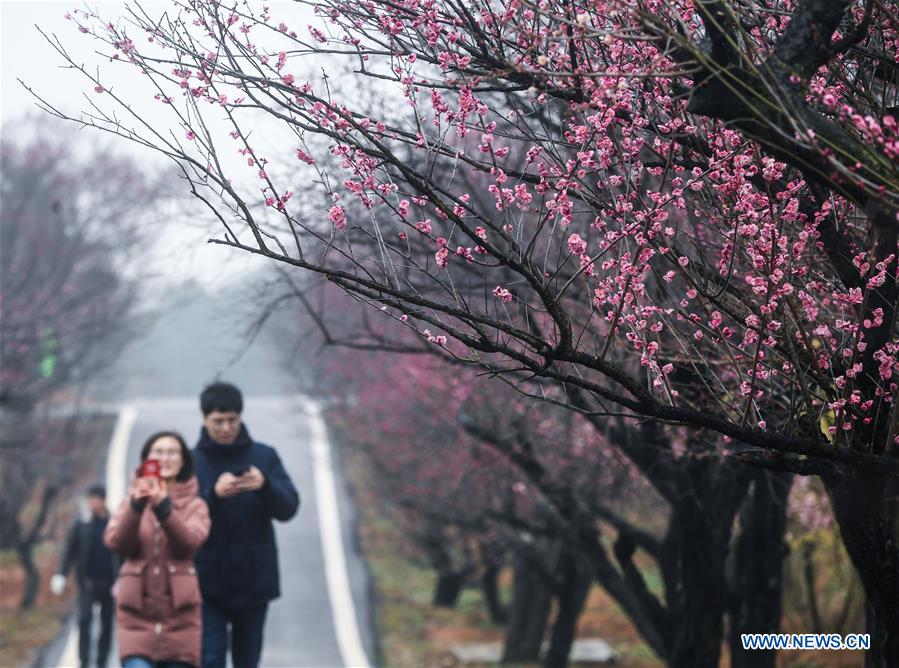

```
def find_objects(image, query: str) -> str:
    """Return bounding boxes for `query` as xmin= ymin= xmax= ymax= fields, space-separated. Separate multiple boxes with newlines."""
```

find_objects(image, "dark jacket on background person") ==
xmin=61 ymin=511 xmax=119 ymax=668
xmin=104 ymin=476 xmax=210 ymax=668
xmin=61 ymin=513 xmax=119 ymax=586
xmin=192 ymin=424 xmax=300 ymax=610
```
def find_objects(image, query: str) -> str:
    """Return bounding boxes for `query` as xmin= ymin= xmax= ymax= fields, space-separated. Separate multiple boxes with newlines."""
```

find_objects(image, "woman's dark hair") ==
xmin=140 ymin=431 xmax=193 ymax=482
xmin=200 ymin=382 xmax=243 ymax=416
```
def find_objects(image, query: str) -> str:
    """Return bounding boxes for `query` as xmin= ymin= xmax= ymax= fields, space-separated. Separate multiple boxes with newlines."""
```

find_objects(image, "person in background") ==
xmin=52 ymin=484 xmax=118 ymax=668
xmin=104 ymin=431 xmax=210 ymax=668
xmin=192 ymin=382 xmax=300 ymax=668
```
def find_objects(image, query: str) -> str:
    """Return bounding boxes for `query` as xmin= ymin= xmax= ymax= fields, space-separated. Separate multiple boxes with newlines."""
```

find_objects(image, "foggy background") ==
xmin=1 ymin=1 xmax=317 ymax=401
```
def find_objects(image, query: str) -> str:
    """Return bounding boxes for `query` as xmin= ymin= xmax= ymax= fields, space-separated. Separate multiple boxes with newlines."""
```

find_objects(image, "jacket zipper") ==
xmin=154 ymin=521 xmax=162 ymax=657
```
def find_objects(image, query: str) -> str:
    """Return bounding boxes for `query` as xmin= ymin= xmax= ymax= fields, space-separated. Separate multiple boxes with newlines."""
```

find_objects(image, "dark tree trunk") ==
xmin=433 ymin=570 xmax=467 ymax=608
xmin=17 ymin=483 xmax=57 ymax=610
xmin=727 ymin=470 xmax=792 ymax=668
xmin=481 ymin=563 xmax=508 ymax=625
xmin=865 ymin=601 xmax=880 ymax=668
xmin=420 ymin=520 xmax=471 ymax=608
xmin=656 ymin=450 xmax=749 ymax=668
xmin=543 ymin=551 xmax=592 ymax=668
xmin=828 ymin=469 xmax=899 ymax=668
xmin=502 ymin=552 xmax=552 ymax=663
xmin=665 ymin=508 xmax=729 ymax=668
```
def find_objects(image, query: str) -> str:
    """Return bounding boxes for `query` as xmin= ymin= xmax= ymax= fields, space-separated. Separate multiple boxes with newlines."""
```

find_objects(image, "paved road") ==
xmin=41 ymin=396 xmax=375 ymax=668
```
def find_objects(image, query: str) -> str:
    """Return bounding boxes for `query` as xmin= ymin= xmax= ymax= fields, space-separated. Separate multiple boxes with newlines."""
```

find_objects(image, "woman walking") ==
xmin=105 ymin=431 xmax=210 ymax=668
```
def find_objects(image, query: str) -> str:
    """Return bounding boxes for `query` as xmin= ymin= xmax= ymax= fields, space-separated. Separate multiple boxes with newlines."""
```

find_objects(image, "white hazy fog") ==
xmin=1 ymin=1 xmax=325 ymax=397
xmin=1 ymin=0 xmax=320 ymax=291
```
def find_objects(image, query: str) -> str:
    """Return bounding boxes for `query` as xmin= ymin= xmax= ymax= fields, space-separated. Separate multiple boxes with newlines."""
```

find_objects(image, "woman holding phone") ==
xmin=104 ymin=431 xmax=211 ymax=668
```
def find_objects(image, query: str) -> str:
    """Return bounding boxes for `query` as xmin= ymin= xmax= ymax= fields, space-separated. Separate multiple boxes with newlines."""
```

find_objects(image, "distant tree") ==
xmin=0 ymin=121 xmax=163 ymax=608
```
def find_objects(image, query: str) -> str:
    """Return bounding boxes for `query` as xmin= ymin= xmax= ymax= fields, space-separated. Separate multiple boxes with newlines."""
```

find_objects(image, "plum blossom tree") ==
xmin=42 ymin=0 xmax=899 ymax=662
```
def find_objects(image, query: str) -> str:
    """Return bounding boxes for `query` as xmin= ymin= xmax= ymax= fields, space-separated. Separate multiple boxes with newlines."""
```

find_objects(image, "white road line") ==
xmin=106 ymin=405 xmax=137 ymax=510
xmin=58 ymin=404 xmax=137 ymax=668
xmin=307 ymin=399 xmax=371 ymax=668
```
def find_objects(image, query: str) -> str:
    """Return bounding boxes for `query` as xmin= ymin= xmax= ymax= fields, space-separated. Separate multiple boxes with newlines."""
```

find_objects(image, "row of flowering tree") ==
xmin=314 ymin=321 xmax=646 ymax=664
xmin=0 ymin=121 xmax=162 ymax=607
xmin=42 ymin=0 xmax=899 ymax=663
xmin=267 ymin=279 xmax=791 ymax=668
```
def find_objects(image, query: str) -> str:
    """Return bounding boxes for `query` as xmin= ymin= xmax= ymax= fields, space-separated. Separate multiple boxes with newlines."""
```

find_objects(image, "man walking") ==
xmin=51 ymin=484 xmax=117 ymax=668
xmin=192 ymin=382 xmax=300 ymax=668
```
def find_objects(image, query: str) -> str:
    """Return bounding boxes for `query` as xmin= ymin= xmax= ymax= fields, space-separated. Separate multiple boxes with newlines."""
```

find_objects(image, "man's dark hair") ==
xmin=140 ymin=431 xmax=194 ymax=482
xmin=200 ymin=382 xmax=243 ymax=416
xmin=87 ymin=484 xmax=106 ymax=499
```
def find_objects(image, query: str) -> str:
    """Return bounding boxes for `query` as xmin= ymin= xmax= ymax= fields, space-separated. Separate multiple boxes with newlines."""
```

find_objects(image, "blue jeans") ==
xmin=200 ymin=601 xmax=268 ymax=668
xmin=122 ymin=657 xmax=194 ymax=668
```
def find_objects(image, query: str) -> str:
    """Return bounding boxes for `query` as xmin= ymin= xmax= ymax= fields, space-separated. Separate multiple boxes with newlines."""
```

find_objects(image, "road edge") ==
xmin=308 ymin=399 xmax=372 ymax=668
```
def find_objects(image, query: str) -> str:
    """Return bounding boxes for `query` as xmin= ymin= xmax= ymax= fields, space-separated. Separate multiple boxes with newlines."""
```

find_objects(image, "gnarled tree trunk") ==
xmin=502 ymin=551 xmax=552 ymax=663
xmin=543 ymin=550 xmax=592 ymax=668
xmin=828 ymin=469 xmax=899 ymax=668
xmin=433 ymin=570 xmax=468 ymax=608
xmin=481 ymin=563 xmax=508 ymax=625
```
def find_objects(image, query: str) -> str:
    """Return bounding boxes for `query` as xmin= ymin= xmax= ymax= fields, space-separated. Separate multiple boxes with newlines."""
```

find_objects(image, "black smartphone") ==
xmin=233 ymin=465 xmax=251 ymax=476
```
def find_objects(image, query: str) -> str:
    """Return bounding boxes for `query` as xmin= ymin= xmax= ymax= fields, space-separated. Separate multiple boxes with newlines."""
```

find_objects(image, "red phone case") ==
xmin=140 ymin=459 xmax=161 ymax=478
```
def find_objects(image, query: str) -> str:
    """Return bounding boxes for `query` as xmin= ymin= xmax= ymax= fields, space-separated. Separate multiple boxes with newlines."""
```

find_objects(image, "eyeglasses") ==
xmin=148 ymin=448 xmax=182 ymax=459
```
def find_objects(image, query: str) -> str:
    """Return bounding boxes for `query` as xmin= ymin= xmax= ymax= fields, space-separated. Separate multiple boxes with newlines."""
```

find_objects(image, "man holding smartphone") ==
xmin=192 ymin=382 xmax=300 ymax=668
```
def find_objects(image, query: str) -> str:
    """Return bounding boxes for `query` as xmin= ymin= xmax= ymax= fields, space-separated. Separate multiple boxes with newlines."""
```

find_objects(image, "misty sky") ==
xmin=1 ymin=1 xmax=320 ymax=291
xmin=1 ymin=1 xmax=330 ymax=393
